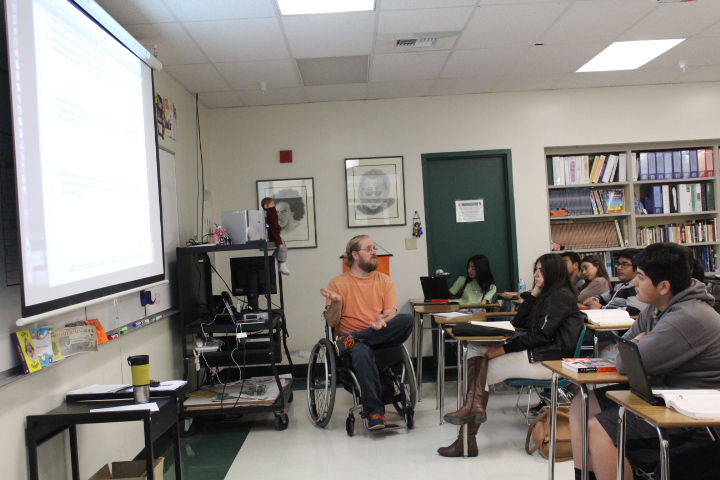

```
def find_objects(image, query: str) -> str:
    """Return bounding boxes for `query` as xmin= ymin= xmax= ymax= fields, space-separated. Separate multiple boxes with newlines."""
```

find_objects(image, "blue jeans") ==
xmin=346 ymin=313 xmax=414 ymax=416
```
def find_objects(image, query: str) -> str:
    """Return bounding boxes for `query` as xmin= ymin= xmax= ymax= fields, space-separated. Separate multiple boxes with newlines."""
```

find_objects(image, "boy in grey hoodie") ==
xmin=569 ymin=242 xmax=720 ymax=480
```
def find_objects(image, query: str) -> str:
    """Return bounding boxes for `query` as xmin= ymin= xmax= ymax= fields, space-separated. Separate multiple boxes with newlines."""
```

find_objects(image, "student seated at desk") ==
xmin=576 ymin=255 xmax=611 ymax=304
xmin=569 ymin=242 xmax=720 ymax=480
xmin=449 ymin=254 xmax=497 ymax=306
xmin=437 ymin=253 xmax=584 ymax=458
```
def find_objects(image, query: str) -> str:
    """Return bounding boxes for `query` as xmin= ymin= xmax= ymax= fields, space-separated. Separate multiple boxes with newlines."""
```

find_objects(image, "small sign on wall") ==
xmin=455 ymin=199 xmax=484 ymax=223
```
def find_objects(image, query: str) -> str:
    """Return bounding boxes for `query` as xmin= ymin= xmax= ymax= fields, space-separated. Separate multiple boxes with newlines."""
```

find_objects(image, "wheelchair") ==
xmin=306 ymin=325 xmax=417 ymax=436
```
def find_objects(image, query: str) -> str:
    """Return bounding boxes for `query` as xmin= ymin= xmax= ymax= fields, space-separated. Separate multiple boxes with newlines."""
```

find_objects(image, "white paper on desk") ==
xmin=469 ymin=320 xmax=515 ymax=331
xmin=151 ymin=380 xmax=187 ymax=391
xmin=434 ymin=312 xmax=471 ymax=318
xmin=90 ymin=402 xmax=159 ymax=413
xmin=68 ymin=384 xmax=131 ymax=395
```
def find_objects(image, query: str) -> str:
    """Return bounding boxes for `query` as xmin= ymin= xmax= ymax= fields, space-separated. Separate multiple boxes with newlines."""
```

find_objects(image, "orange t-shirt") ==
xmin=326 ymin=270 xmax=398 ymax=335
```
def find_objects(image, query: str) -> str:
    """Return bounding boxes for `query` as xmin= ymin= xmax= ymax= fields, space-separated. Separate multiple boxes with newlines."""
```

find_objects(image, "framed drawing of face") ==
xmin=256 ymin=177 xmax=317 ymax=248
xmin=345 ymin=156 xmax=406 ymax=228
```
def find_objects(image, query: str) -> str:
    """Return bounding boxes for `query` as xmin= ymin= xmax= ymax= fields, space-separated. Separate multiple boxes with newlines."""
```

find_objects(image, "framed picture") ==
xmin=345 ymin=156 xmax=406 ymax=228
xmin=256 ymin=177 xmax=317 ymax=249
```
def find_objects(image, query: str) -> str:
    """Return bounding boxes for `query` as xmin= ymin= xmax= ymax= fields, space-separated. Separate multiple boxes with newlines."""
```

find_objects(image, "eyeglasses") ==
xmin=616 ymin=262 xmax=633 ymax=269
xmin=356 ymin=246 xmax=378 ymax=253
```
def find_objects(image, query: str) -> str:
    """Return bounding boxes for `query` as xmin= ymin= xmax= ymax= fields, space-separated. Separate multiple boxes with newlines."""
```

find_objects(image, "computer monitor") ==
xmin=230 ymin=256 xmax=277 ymax=312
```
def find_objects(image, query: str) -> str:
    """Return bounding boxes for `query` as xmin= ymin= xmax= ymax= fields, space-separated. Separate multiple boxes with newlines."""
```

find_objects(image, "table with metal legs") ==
xmin=541 ymin=361 xmax=627 ymax=480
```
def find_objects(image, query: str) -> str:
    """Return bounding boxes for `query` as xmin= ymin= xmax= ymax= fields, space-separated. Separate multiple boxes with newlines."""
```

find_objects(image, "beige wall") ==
xmin=202 ymin=81 xmax=720 ymax=361
xmin=0 ymin=69 xmax=200 ymax=480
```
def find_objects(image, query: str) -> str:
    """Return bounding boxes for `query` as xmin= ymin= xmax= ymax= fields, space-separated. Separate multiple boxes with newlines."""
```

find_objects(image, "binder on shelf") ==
xmin=552 ymin=156 xmax=565 ymax=185
xmin=648 ymin=152 xmax=656 ymax=180
xmin=639 ymin=152 xmax=649 ymax=181
xmin=690 ymin=150 xmax=699 ymax=178
xmin=706 ymin=183 xmax=715 ymax=211
xmin=662 ymin=185 xmax=670 ymax=214
xmin=670 ymin=185 xmax=679 ymax=213
xmin=593 ymin=155 xmax=606 ymax=183
xmin=681 ymin=150 xmax=691 ymax=178
xmin=705 ymin=149 xmax=714 ymax=177
xmin=698 ymin=150 xmax=707 ymax=178
xmin=640 ymin=185 xmax=663 ymax=214
xmin=672 ymin=150 xmax=682 ymax=179
xmin=618 ymin=153 xmax=627 ymax=182
xmin=663 ymin=152 xmax=673 ymax=181
xmin=655 ymin=153 xmax=665 ymax=181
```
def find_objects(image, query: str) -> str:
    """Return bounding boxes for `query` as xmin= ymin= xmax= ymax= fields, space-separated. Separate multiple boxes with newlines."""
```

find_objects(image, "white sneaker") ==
xmin=279 ymin=262 xmax=290 ymax=276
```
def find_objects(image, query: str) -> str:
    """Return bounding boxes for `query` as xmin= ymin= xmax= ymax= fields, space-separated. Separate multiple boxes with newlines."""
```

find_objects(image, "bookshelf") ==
xmin=546 ymin=140 xmax=719 ymax=276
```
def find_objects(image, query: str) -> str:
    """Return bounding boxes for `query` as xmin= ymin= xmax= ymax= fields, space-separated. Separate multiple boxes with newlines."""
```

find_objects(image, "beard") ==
xmin=358 ymin=256 xmax=378 ymax=273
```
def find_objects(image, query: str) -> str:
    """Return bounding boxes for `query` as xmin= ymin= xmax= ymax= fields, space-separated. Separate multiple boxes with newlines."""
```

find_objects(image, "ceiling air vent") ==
xmin=396 ymin=37 xmax=437 ymax=49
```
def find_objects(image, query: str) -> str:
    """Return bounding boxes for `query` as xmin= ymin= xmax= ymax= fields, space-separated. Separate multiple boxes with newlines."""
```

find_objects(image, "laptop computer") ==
xmin=420 ymin=276 xmax=457 ymax=302
xmin=614 ymin=334 xmax=666 ymax=406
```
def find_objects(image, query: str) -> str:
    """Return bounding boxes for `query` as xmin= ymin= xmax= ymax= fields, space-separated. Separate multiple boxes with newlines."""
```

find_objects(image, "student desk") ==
xmin=447 ymin=328 xmax=514 ymax=458
xmin=584 ymin=322 xmax=634 ymax=357
xmin=410 ymin=301 xmax=499 ymax=401
xmin=26 ymin=397 xmax=182 ymax=480
xmin=435 ymin=311 xmax=516 ymax=424
xmin=606 ymin=390 xmax=720 ymax=480
xmin=542 ymin=361 xmax=627 ymax=480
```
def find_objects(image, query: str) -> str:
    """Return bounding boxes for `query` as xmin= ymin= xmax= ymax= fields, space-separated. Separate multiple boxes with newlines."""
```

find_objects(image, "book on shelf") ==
xmin=11 ymin=330 xmax=43 ymax=374
xmin=593 ymin=155 xmax=606 ymax=183
xmin=652 ymin=389 xmax=720 ymax=419
xmin=56 ymin=325 xmax=98 ymax=358
xmin=601 ymin=154 xmax=618 ymax=183
xmin=85 ymin=318 xmax=109 ymax=344
xmin=31 ymin=326 xmax=57 ymax=367
xmin=614 ymin=220 xmax=624 ymax=246
xmin=604 ymin=189 xmax=624 ymax=213
xmin=585 ymin=309 xmax=634 ymax=327
xmin=562 ymin=357 xmax=617 ymax=373
xmin=618 ymin=153 xmax=627 ymax=182
xmin=550 ymin=221 xmax=622 ymax=250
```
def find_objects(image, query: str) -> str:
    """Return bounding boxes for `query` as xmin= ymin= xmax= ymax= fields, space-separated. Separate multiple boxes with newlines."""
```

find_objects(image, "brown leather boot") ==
xmin=437 ymin=421 xmax=480 ymax=457
xmin=443 ymin=356 xmax=489 ymax=425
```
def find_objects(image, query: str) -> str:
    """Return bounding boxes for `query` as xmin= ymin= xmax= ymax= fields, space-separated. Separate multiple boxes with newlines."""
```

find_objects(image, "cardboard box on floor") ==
xmin=88 ymin=457 xmax=164 ymax=480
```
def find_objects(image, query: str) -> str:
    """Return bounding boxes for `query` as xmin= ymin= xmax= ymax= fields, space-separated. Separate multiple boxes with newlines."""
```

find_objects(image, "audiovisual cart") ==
xmin=176 ymin=241 xmax=293 ymax=433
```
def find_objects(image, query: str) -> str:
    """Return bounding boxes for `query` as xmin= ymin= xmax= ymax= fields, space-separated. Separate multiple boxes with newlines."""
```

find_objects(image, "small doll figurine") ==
xmin=261 ymin=197 xmax=290 ymax=275
xmin=413 ymin=221 xmax=423 ymax=238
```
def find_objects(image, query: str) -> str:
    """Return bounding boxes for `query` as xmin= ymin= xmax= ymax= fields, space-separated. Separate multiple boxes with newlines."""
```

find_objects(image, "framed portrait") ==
xmin=345 ymin=156 xmax=406 ymax=228
xmin=256 ymin=177 xmax=317 ymax=249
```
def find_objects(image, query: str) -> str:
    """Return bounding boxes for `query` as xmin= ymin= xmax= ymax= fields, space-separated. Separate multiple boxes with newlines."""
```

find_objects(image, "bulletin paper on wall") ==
xmin=455 ymin=199 xmax=484 ymax=223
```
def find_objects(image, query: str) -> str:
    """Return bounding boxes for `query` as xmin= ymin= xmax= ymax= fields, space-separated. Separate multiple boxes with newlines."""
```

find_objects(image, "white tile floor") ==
xmin=224 ymin=381 xmax=576 ymax=480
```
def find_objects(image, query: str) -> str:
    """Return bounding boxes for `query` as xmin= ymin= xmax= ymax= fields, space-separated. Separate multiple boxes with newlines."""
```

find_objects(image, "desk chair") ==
xmin=504 ymin=324 xmax=586 ymax=422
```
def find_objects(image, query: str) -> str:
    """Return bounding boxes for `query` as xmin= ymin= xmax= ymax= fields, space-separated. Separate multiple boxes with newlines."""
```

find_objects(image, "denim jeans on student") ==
xmin=346 ymin=313 xmax=414 ymax=416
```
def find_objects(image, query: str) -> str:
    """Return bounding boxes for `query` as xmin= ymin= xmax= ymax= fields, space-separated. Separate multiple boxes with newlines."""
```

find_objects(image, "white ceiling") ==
xmin=94 ymin=0 xmax=720 ymax=109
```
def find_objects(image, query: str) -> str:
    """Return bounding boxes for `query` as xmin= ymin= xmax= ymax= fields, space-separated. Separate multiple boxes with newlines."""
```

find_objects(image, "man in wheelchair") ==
xmin=320 ymin=235 xmax=414 ymax=430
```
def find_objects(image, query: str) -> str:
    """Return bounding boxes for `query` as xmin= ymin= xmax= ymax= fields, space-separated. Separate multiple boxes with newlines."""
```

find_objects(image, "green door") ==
xmin=422 ymin=150 xmax=518 ymax=294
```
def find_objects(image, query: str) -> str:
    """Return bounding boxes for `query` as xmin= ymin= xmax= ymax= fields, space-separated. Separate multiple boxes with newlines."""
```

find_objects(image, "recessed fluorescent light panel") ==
xmin=577 ymin=39 xmax=685 ymax=72
xmin=277 ymin=0 xmax=375 ymax=15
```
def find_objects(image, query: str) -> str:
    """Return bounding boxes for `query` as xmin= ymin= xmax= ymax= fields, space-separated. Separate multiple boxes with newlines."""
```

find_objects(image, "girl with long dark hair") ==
xmin=449 ymin=254 xmax=497 ymax=305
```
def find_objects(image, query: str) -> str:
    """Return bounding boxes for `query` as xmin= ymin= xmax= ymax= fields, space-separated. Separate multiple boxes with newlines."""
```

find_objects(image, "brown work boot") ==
xmin=437 ymin=422 xmax=480 ymax=457
xmin=444 ymin=356 xmax=490 ymax=425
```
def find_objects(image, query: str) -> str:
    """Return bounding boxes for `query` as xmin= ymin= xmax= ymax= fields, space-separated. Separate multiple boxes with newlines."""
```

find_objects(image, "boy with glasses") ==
xmin=583 ymin=248 xmax=647 ymax=316
xmin=320 ymin=235 xmax=414 ymax=430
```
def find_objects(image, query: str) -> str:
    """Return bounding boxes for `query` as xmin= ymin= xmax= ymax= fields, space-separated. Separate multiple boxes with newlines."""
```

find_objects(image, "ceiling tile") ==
xmin=95 ymin=0 xmax=175 ymax=25
xmin=216 ymin=60 xmax=301 ymax=90
xmin=239 ymin=88 xmax=307 ymax=106
xmin=304 ymin=84 xmax=369 ymax=103
xmin=668 ymin=65 xmax=720 ymax=84
xmin=163 ymin=0 xmax=276 ymax=22
xmin=198 ymin=91 xmax=244 ymax=109
xmin=507 ymin=42 xmax=609 ymax=76
xmin=441 ymin=46 xmax=529 ymax=78
xmin=538 ymin=0 xmax=654 ymax=45
xmin=642 ymin=37 xmax=720 ymax=69
xmin=377 ymin=7 xmax=474 ymax=34
xmin=458 ymin=2 xmax=570 ymax=49
xmin=430 ymin=76 xmax=501 ymax=96
xmin=183 ymin=18 xmax=289 ymax=62
xmin=381 ymin=0 xmax=477 ymax=10
xmin=124 ymin=23 xmax=207 ymax=65
xmin=551 ymin=71 xmax=625 ymax=90
xmin=282 ymin=12 xmax=375 ymax=58
xmin=296 ymin=56 xmax=368 ymax=86
xmin=620 ymin=1 xmax=720 ymax=41
xmin=611 ymin=66 xmax=683 ymax=87
xmin=492 ymin=73 xmax=561 ymax=92
xmin=163 ymin=64 xmax=231 ymax=93
xmin=367 ymin=80 xmax=433 ymax=99
xmin=371 ymin=51 xmax=450 ymax=82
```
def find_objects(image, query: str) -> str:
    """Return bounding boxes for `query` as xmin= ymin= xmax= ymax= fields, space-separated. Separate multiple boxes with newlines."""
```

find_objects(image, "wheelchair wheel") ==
xmin=346 ymin=414 xmax=355 ymax=437
xmin=307 ymin=338 xmax=337 ymax=428
xmin=391 ymin=346 xmax=417 ymax=415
